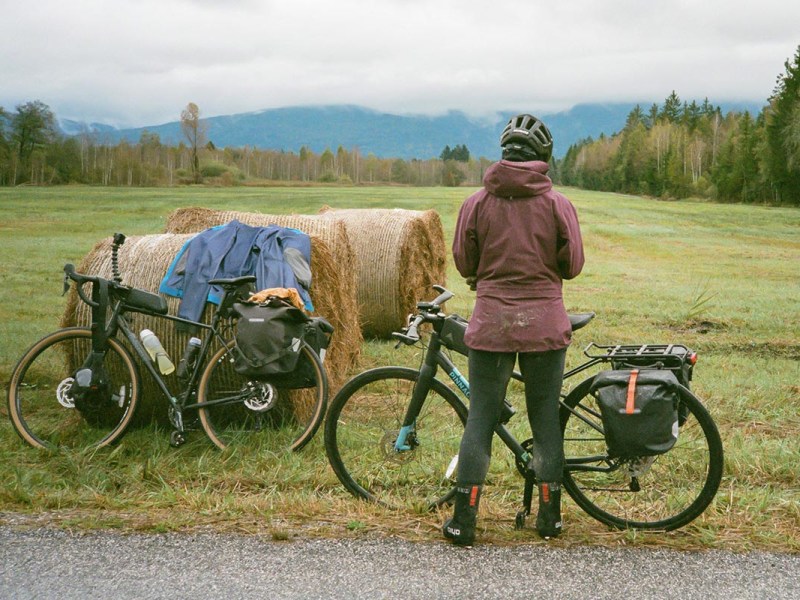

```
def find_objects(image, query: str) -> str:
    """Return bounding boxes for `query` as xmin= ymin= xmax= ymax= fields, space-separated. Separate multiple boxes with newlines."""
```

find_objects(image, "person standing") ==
xmin=445 ymin=114 xmax=585 ymax=545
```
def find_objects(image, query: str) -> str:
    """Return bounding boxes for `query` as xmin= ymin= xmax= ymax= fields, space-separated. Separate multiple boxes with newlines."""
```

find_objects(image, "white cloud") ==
xmin=0 ymin=0 xmax=797 ymax=126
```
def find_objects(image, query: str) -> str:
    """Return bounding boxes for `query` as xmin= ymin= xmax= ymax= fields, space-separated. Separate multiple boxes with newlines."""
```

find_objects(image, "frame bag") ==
xmin=590 ymin=369 xmax=680 ymax=459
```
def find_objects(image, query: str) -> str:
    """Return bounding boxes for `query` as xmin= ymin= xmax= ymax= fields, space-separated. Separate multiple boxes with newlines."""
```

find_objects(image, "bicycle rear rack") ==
xmin=584 ymin=342 xmax=691 ymax=365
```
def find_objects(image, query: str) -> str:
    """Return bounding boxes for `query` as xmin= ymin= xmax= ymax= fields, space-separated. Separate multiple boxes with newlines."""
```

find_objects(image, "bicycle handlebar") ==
xmin=391 ymin=284 xmax=453 ymax=346
xmin=63 ymin=233 xmax=128 ymax=307
xmin=63 ymin=263 xmax=102 ymax=308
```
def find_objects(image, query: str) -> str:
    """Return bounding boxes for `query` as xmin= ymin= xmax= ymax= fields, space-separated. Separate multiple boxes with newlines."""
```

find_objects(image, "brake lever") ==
xmin=62 ymin=272 xmax=71 ymax=296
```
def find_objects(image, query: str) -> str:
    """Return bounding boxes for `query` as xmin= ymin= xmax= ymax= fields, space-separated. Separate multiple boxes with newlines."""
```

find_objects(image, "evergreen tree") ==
xmin=0 ymin=107 xmax=8 ymax=185
xmin=440 ymin=144 xmax=470 ymax=162
xmin=684 ymin=100 xmax=702 ymax=132
xmin=659 ymin=91 xmax=682 ymax=123
xmin=646 ymin=104 xmax=659 ymax=128
xmin=765 ymin=44 xmax=800 ymax=204
xmin=624 ymin=105 xmax=645 ymax=131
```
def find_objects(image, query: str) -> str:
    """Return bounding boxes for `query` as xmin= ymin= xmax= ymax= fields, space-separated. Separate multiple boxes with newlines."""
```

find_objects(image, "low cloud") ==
xmin=0 ymin=0 xmax=796 ymax=126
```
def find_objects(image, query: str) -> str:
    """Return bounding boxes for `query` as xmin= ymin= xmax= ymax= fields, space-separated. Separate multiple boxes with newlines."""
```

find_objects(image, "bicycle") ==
xmin=324 ymin=285 xmax=724 ymax=531
xmin=7 ymin=233 xmax=329 ymax=452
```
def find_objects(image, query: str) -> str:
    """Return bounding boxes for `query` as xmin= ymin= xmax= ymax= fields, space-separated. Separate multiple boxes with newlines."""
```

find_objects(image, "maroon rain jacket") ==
xmin=452 ymin=159 xmax=584 ymax=352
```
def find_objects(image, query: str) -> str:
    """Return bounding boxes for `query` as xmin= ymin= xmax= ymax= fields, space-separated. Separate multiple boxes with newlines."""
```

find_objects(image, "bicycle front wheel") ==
xmin=324 ymin=367 xmax=467 ymax=510
xmin=7 ymin=328 xmax=140 ymax=449
xmin=560 ymin=376 xmax=724 ymax=531
xmin=197 ymin=342 xmax=327 ymax=452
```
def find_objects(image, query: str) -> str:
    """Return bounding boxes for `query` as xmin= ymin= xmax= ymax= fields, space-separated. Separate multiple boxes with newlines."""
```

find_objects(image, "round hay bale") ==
xmin=318 ymin=208 xmax=448 ymax=339
xmin=61 ymin=231 xmax=355 ymax=426
xmin=163 ymin=207 xmax=362 ymax=389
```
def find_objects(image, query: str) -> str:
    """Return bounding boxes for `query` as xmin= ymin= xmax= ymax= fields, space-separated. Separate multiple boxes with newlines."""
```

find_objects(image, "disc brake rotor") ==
xmin=56 ymin=378 xmax=76 ymax=408
xmin=380 ymin=430 xmax=416 ymax=465
xmin=244 ymin=382 xmax=277 ymax=412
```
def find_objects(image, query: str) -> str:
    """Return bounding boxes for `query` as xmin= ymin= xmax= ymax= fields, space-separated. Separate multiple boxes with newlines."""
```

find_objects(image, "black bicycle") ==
xmin=324 ymin=286 xmax=724 ymax=531
xmin=7 ymin=233 xmax=329 ymax=452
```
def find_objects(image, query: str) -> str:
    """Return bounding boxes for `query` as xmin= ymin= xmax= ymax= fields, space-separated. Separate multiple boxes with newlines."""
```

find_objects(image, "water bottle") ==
xmin=176 ymin=337 xmax=202 ymax=381
xmin=140 ymin=329 xmax=175 ymax=375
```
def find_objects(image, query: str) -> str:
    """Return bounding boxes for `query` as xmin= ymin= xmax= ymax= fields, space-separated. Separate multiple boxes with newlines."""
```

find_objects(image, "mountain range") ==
xmin=60 ymin=101 xmax=765 ymax=160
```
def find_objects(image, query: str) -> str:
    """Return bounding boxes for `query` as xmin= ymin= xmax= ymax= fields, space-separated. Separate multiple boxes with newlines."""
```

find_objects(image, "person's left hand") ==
xmin=465 ymin=276 xmax=477 ymax=291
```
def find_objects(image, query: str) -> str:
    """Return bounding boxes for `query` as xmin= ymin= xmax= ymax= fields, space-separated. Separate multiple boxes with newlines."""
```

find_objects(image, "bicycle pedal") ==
xmin=169 ymin=430 xmax=187 ymax=447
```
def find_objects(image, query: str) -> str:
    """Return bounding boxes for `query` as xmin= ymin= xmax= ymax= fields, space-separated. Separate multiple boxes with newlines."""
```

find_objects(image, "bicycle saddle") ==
xmin=569 ymin=312 xmax=595 ymax=332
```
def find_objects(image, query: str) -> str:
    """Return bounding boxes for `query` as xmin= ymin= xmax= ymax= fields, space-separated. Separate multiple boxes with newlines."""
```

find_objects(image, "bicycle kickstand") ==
xmin=515 ymin=472 xmax=536 ymax=530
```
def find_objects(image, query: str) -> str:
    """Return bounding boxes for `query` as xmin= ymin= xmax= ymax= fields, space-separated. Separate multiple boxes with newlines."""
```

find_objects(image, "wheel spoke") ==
xmin=8 ymin=329 xmax=138 ymax=449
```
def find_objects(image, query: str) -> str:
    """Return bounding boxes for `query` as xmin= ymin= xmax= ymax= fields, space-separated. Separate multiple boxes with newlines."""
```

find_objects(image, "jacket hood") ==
xmin=483 ymin=160 xmax=552 ymax=198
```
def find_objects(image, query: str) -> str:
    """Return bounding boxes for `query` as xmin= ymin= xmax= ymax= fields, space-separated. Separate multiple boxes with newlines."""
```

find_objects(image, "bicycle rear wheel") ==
xmin=197 ymin=342 xmax=327 ymax=452
xmin=324 ymin=367 xmax=467 ymax=510
xmin=7 ymin=327 xmax=140 ymax=449
xmin=560 ymin=376 xmax=724 ymax=531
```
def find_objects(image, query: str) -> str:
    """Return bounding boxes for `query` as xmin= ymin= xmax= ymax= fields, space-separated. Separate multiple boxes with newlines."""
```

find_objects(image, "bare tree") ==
xmin=180 ymin=102 xmax=205 ymax=183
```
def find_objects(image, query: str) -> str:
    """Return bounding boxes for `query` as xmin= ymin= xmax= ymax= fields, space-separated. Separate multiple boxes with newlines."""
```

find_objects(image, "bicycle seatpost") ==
xmin=111 ymin=233 xmax=126 ymax=283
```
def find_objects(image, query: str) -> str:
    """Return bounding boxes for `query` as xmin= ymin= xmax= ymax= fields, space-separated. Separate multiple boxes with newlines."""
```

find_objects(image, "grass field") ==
xmin=0 ymin=185 xmax=798 ymax=552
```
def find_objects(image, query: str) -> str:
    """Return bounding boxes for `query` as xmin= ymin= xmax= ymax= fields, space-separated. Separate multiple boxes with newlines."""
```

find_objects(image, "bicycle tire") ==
xmin=560 ymin=376 xmax=724 ymax=531
xmin=7 ymin=327 xmax=140 ymax=450
xmin=324 ymin=367 xmax=468 ymax=510
xmin=197 ymin=341 xmax=327 ymax=452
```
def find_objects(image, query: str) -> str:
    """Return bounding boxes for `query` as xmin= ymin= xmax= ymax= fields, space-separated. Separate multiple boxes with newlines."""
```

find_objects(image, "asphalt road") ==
xmin=1 ymin=527 xmax=798 ymax=599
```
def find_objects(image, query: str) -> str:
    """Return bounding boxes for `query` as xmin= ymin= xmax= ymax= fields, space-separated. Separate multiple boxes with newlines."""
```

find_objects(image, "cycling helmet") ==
xmin=500 ymin=114 xmax=553 ymax=162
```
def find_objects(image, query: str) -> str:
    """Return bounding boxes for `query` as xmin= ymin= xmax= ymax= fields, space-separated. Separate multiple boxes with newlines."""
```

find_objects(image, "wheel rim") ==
xmin=326 ymin=369 xmax=465 ymax=510
xmin=198 ymin=344 xmax=326 ymax=452
xmin=562 ymin=380 xmax=723 ymax=530
xmin=10 ymin=330 xmax=137 ymax=449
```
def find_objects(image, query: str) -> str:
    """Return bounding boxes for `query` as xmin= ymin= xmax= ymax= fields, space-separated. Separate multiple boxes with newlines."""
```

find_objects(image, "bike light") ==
xmin=689 ymin=352 xmax=698 ymax=365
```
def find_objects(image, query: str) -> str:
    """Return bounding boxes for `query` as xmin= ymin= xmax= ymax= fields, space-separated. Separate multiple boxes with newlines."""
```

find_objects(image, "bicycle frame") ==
xmin=394 ymin=328 xmax=640 ymax=480
xmin=395 ymin=329 xmax=531 ymax=465
xmin=86 ymin=285 xmax=236 ymax=433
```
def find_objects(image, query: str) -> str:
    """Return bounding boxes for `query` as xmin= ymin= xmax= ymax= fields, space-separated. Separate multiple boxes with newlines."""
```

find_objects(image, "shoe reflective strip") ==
xmin=541 ymin=483 xmax=550 ymax=504
xmin=469 ymin=486 xmax=479 ymax=507
xmin=626 ymin=369 xmax=639 ymax=414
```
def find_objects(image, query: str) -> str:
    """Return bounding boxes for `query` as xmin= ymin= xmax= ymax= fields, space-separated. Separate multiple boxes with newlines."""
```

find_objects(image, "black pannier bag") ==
xmin=272 ymin=315 xmax=333 ymax=389
xmin=440 ymin=314 xmax=470 ymax=356
xmin=232 ymin=300 xmax=308 ymax=378
xmin=231 ymin=299 xmax=333 ymax=389
xmin=590 ymin=369 xmax=681 ymax=459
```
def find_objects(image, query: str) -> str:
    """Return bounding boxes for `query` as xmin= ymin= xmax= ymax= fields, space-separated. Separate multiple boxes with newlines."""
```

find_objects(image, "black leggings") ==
xmin=457 ymin=348 xmax=567 ymax=486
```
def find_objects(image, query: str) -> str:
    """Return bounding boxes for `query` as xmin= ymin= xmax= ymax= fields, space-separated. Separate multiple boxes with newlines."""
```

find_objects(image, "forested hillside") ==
xmin=1 ymin=45 xmax=798 ymax=204
xmin=560 ymin=47 xmax=800 ymax=205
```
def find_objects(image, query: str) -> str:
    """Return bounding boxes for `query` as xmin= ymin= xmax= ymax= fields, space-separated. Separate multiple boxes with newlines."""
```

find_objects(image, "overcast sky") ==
xmin=1 ymin=0 xmax=798 ymax=127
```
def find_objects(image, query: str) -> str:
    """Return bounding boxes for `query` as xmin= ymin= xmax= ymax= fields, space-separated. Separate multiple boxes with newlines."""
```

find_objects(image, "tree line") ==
xmin=559 ymin=46 xmax=800 ymax=205
xmin=2 ymin=45 xmax=799 ymax=204
xmin=0 ymin=101 xmax=491 ymax=188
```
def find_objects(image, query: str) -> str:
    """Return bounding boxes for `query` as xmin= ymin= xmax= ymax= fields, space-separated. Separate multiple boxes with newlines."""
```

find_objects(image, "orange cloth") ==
xmin=248 ymin=287 xmax=306 ymax=310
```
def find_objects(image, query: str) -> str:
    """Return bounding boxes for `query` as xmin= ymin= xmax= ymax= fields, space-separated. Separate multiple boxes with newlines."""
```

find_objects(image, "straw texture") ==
xmin=319 ymin=207 xmax=448 ymax=338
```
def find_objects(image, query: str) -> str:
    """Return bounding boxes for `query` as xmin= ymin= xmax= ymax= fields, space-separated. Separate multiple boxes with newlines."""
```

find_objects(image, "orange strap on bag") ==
xmin=625 ymin=369 xmax=639 ymax=414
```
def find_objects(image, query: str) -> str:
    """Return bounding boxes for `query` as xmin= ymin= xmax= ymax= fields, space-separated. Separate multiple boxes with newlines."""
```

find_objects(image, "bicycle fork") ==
xmin=394 ymin=361 xmax=438 ymax=452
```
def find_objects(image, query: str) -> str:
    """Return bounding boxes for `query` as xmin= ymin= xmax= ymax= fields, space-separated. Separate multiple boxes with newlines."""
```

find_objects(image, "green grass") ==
xmin=0 ymin=185 xmax=798 ymax=552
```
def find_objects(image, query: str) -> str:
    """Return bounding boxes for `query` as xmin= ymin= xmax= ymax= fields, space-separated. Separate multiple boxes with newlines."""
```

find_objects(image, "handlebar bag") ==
xmin=440 ymin=314 xmax=470 ymax=356
xmin=231 ymin=300 xmax=310 ymax=380
xmin=590 ymin=369 xmax=680 ymax=459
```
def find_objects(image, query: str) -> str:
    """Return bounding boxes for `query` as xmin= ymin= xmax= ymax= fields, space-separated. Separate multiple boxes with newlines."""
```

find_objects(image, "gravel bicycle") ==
xmin=7 ymin=233 xmax=329 ymax=452
xmin=324 ymin=286 xmax=724 ymax=531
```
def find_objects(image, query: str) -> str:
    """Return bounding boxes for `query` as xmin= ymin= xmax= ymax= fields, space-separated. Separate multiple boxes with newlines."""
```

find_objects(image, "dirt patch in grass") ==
xmin=669 ymin=318 xmax=729 ymax=334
